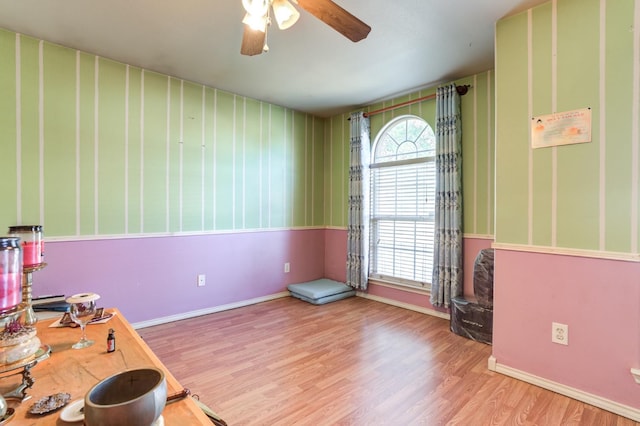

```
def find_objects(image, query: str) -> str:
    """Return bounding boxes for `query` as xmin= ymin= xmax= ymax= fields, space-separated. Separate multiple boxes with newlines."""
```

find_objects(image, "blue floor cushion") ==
xmin=287 ymin=279 xmax=356 ymax=305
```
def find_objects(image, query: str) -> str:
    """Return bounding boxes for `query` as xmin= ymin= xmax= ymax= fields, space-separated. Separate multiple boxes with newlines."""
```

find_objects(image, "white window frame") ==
xmin=368 ymin=115 xmax=435 ymax=290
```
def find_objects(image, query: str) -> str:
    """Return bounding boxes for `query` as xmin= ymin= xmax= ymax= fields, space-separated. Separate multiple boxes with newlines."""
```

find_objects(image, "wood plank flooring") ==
xmin=139 ymin=297 xmax=638 ymax=425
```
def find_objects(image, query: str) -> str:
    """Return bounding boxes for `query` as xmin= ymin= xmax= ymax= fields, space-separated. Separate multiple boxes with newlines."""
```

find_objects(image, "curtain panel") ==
xmin=430 ymin=84 xmax=463 ymax=308
xmin=346 ymin=112 xmax=371 ymax=290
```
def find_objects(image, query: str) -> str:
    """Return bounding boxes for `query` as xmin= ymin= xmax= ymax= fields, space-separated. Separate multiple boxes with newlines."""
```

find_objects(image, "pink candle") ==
xmin=0 ymin=272 xmax=21 ymax=312
xmin=22 ymin=241 xmax=40 ymax=267
xmin=8 ymin=226 xmax=43 ymax=267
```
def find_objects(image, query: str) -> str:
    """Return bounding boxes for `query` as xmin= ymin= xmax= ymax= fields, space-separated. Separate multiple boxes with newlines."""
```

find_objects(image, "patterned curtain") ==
xmin=346 ymin=112 xmax=371 ymax=290
xmin=430 ymin=84 xmax=463 ymax=308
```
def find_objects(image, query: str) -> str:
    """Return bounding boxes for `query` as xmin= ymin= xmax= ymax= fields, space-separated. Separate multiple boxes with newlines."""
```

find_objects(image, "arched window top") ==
xmin=372 ymin=115 xmax=435 ymax=164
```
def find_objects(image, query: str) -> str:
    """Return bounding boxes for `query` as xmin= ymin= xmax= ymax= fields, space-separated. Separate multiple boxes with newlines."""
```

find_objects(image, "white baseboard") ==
xmin=132 ymin=291 xmax=290 ymax=329
xmin=488 ymin=355 xmax=497 ymax=371
xmin=491 ymin=357 xmax=640 ymax=422
xmin=356 ymin=292 xmax=450 ymax=320
xmin=133 ymin=290 xmax=449 ymax=330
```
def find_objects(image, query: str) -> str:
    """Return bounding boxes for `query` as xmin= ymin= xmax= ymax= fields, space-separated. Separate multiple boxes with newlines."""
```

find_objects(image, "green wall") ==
xmin=495 ymin=0 xmax=639 ymax=253
xmin=1 ymin=28 xmax=497 ymax=239
xmin=324 ymin=71 xmax=496 ymax=237
xmin=0 ymin=29 xmax=326 ymax=237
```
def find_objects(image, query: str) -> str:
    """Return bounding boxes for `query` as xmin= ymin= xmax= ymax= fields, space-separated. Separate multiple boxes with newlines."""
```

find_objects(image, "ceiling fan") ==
xmin=240 ymin=0 xmax=371 ymax=56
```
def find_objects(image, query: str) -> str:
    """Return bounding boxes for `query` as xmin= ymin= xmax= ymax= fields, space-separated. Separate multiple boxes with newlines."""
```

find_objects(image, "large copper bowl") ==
xmin=84 ymin=367 xmax=167 ymax=426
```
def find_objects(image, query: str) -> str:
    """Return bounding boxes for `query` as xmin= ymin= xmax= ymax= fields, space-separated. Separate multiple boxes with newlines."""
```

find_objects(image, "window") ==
xmin=369 ymin=115 xmax=435 ymax=289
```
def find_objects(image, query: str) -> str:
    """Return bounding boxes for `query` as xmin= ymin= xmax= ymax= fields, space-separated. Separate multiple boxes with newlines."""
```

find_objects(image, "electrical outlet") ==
xmin=197 ymin=274 xmax=206 ymax=287
xmin=284 ymin=262 xmax=290 ymax=273
xmin=551 ymin=322 xmax=568 ymax=345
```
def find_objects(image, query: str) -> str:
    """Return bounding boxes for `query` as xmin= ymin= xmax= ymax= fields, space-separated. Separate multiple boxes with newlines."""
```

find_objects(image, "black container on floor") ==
xmin=450 ymin=296 xmax=493 ymax=345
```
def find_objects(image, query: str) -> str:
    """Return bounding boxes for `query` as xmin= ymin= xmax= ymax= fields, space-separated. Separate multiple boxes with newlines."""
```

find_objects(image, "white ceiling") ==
xmin=0 ymin=0 xmax=547 ymax=117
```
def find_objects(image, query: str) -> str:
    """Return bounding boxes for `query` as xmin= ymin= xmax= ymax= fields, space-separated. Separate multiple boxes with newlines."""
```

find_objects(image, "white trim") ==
xmin=356 ymin=292 xmax=450 ymax=320
xmin=487 ymin=71 xmax=492 ymax=234
xmin=124 ymin=64 xmax=130 ymax=234
xmin=132 ymin=291 xmax=290 ymax=329
xmin=527 ymin=9 xmax=534 ymax=246
xmin=39 ymin=40 xmax=45 ymax=226
xmin=631 ymin=368 xmax=640 ymax=384
xmin=268 ymin=104 xmax=272 ymax=227
xmin=493 ymin=23 xmax=500 ymax=246
xmin=140 ymin=70 xmax=145 ymax=232
xmin=492 ymin=242 xmax=640 ymax=262
xmin=212 ymin=89 xmax=218 ymax=229
xmin=473 ymin=74 xmax=478 ymax=234
xmin=75 ymin=50 xmax=80 ymax=235
xmin=370 ymin=156 xmax=431 ymax=169
xmin=242 ymin=97 xmax=247 ymax=229
xmin=311 ymin=117 xmax=315 ymax=225
xmin=329 ymin=117 xmax=333 ymax=225
xmin=290 ymin=110 xmax=295 ymax=226
xmin=487 ymin=355 xmax=497 ymax=371
xmin=179 ymin=79 xmax=184 ymax=232
xmin=165 ymin=77 xmax=171 ymax=232
xmin=15 ymin=33 xmax=22 ymax=223
xmin=463 ymin=233 xmax=494 ymax=240
xmin=35 ymin=230 xmax=490 ymax=245
xmin=282 ymin=108 xmax=288 ymax=226
xmin=551 ymin=153 xmax=558 ymax=248
xmin=632 ymin=0 xmax=640 ymax=253
xmin=342 ymin=113 xmax=346 ymax=225
xmin=304 ymin=114 xmax=308 ymax=225
xmin=551 ymin=0 xmax=558 ymax=247
xmin=42 ymin=225 xmax=328 ymax=243
xmin=599 ymin=0 xmax=606 ymax=251
xmin=232 ymin=94 xmax=237 ymax=229
xmin=201 ymin=86 xmax=206 ymax=231
xmin=368 ymin=278 xmax=430 ymax=295
xmin=283 ymin=108 xmax=287 ymax=226
xmin=258 ymin=101 xmax=263 ymax=228
xmin=492 ymin=359 xmax=640 ymax=422
xmin=93 ymin=55 xmax=99 ymax=234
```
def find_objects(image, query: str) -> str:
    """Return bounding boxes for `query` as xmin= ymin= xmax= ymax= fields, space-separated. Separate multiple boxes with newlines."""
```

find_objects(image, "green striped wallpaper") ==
xmin=495 ymin=0 xmax=639 ymax=254
xmin=324 ymin=71 xmax=496 ymax=237
xmin=0 ymin=29 xmax=326 ymax=238
xmin=1 ymin=28 xmax=497 ymax=238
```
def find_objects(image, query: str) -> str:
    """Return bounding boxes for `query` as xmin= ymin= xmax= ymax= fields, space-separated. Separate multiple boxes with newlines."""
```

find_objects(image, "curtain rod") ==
xmin=357 ymin=84 xmax=471 ymax=119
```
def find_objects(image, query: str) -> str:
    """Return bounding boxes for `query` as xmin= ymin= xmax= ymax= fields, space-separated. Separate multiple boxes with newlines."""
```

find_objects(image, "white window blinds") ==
xmin=370 ymin=159 xmax=435 ymax=286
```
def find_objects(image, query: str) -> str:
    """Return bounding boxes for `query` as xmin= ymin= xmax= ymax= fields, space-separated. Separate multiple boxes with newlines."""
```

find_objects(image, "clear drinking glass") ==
xmin=66 ymin=293 xmax=100 ymax=349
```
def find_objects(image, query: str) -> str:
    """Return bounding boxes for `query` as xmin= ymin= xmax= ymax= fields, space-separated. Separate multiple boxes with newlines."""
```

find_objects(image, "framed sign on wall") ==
xmin=531 ymin=107 xmax=592 ymax=149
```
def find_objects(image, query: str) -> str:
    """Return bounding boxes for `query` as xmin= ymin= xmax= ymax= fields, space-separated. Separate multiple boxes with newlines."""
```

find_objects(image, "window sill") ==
xmin=367 ymin=277 xmax=431 ymax=296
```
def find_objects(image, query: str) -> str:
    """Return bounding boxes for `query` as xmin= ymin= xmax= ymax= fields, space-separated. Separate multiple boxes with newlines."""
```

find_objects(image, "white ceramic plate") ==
xmin=59 ymin=399 xmax=84 ymax=423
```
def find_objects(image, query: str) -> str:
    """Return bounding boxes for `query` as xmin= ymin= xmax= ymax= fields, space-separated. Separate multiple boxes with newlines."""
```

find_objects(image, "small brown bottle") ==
xmin=107 ymin=328 xmax=116 ymax=353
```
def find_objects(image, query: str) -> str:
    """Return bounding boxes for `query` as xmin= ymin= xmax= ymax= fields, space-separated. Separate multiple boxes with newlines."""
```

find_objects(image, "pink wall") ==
xmin=462 ymin=238 xmax=494 ymax=297
xmin=493 ymin=249 xmax=640 ymax=408
xmin=36 ymin=229 xmax=326 ymax=323
xmin=324 ymin=228 xmax=347 ymax=282
xmin=323 ymin=230 xmax=492 ymax=310
xmin=37 ymin=228 xmax=494 ymax=326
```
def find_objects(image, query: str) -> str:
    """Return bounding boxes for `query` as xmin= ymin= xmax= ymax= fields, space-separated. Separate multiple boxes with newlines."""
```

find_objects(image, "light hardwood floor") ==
xmin=139 ymin=297 xmax=638 ymax=425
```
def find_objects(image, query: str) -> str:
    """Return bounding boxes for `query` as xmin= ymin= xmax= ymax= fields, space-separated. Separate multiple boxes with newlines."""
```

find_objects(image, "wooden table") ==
xmin=0 ymin=309 xmax=212 ymax=425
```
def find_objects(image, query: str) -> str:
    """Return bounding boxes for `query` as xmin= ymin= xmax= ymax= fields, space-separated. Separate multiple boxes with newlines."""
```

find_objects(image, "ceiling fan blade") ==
xmin=295 ymin=0 xmax=371 ymax=43
xmin=240 ymin=25 xmax=266 ymax=56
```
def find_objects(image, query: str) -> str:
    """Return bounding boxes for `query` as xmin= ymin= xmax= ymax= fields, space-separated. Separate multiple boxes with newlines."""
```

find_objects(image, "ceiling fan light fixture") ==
xmin=240 ymin=0 xmax=370 ymax=56
xmin=272 ymin=0 xmax=300 ymax=30
xmin=242 ymin=0 xmax=269 ymax=17
xmin=242 ymin=12 xmax=268 ymax=32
